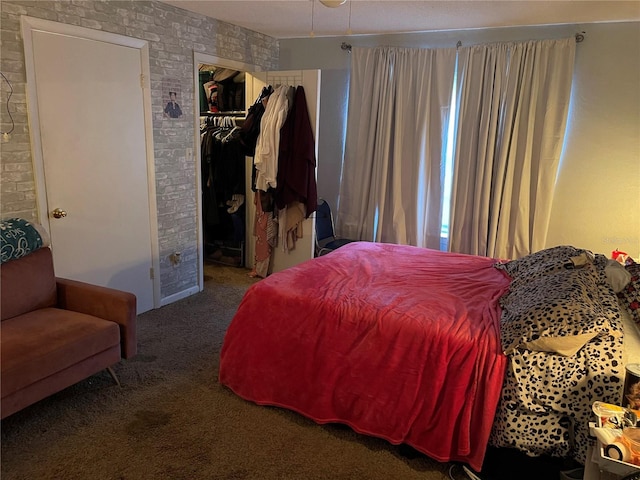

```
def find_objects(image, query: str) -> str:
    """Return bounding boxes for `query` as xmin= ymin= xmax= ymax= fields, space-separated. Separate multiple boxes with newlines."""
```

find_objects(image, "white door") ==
xmin=24 ymin=20 xmax=157 ymax=313
xmin=245 ymin=70 xmax=320 ymax=274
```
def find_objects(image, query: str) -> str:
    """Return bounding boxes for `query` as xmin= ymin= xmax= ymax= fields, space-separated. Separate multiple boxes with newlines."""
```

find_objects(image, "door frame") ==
xmin=192 ymin=52 xmax=262 ymax=291
xmin=21 ymin=16 xmax=161 ymax=309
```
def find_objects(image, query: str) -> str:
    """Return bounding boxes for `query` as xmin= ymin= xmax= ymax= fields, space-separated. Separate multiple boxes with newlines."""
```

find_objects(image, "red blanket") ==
xmin=219 ymin=242 xmax=510 ymax=470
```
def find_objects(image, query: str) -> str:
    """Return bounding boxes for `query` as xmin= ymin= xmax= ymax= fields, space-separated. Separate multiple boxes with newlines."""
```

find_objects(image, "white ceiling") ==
xmin=161 ymin=0 xmax=640 ymax=39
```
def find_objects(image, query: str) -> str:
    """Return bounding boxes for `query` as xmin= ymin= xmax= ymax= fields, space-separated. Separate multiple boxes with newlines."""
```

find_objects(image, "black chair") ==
xmin=315 ymin=198 xmax=356 ymax=256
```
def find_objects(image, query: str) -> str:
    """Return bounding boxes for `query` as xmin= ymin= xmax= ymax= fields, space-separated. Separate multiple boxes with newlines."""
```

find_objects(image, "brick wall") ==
xmin=0 ymin=0 xmax=279 ymax=298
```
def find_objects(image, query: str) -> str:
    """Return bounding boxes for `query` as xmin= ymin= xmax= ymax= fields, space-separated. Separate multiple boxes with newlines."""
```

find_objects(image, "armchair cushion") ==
xmin=1 ymin=308 xmax=120 ymax=395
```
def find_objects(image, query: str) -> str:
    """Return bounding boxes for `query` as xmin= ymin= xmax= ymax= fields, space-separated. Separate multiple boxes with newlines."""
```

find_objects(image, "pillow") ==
xmin=508 ymin=332 xmax=601 ymax=357
xmin=618 ymin=260 xmax=640 ymax=331
xmin=499 ymin=264 xmax=616 ymax=347
xmin=495 ymin=245 xmax=587 ymax=285
xmin=605 ymin=259 xmax=632 ymax=293
xmin=0 ymin=218 xmax=49 ymax=264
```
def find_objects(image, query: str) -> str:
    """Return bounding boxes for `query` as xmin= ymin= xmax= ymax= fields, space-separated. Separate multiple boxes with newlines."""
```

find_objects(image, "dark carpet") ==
xmin=1 ymin=262 xmax=572 ymax=480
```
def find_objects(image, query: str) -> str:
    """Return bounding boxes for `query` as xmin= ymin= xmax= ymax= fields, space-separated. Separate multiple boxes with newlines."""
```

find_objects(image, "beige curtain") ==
xmin=448 ymin=38 xmax=576 ymax=259
xmin=337 ymin=46 xmax=456 ymax=248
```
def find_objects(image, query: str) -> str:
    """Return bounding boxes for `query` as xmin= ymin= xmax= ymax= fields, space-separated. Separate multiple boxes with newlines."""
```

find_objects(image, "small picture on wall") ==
xmin=162 ymin=78 xmax=183 ymax=119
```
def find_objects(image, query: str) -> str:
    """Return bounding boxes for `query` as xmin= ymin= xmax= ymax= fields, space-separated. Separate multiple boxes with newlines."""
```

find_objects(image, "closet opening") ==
xmin=193 ymin=53 xmax=260 ymax=292
xmin=199 ymin=63 xmax=247 ymax=269
xmin=193 ymin=53 xmax=321 ymax=292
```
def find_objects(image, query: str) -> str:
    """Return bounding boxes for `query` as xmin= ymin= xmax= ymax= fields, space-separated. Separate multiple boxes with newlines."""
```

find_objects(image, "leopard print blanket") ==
xmin=489 ymin=246 xmax=625 ymax=465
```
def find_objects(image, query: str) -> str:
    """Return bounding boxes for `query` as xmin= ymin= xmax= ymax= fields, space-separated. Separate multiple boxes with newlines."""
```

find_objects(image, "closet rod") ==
xmin=201 ymin=111 xmax=246 ymax=116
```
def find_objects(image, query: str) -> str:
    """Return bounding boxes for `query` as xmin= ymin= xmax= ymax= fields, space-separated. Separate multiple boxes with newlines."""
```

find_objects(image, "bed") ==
xmin=219 ymin=242 xmax=640 ymax=472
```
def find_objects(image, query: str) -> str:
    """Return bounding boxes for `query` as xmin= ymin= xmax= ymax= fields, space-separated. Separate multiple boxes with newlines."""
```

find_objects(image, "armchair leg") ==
xmin=106 ymin=366 xmax=121 ymax=387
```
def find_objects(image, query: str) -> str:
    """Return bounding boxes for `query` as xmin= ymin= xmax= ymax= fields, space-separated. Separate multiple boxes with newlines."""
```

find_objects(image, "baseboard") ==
xmin=160 ymin=286 xmax=199 ymax=307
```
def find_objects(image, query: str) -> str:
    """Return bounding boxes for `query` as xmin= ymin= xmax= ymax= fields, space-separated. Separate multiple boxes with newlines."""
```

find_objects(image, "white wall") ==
xmin=280 ymin=22 xmax=640 ymax=259
xmin=546 ymin=22 xmax=640 ymax=259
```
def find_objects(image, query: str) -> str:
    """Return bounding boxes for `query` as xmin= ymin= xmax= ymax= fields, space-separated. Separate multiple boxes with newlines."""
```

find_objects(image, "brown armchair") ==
xmin=1 ymin=247 xmax=137 ymax=419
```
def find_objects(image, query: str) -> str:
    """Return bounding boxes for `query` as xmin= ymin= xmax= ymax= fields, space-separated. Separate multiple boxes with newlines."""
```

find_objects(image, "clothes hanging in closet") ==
xmin=272 ymin=86 xmax=318 ymax=253
xmin=251 ymin=189 xmax=276 ymax=278
xmin=201 ymin=117 xmax=246 ymax=265
xmin=253 ymin=84 xmax=295 ymax=192
xmin=239 ymin=85 xmax=273 ymax=157
xmin=275 ymin=85 xmax=318 ymax=216
xmin=247 ymin=83 xmax=319 ymax=275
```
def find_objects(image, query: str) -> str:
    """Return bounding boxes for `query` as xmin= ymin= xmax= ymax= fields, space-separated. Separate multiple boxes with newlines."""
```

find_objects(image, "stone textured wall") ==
xmin=0 ymin=0 xmax=279 ymax=298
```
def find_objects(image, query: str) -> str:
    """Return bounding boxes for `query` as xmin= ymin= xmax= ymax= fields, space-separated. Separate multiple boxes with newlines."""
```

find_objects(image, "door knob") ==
xmin=51 ymin=208 xmax=67 ymax=219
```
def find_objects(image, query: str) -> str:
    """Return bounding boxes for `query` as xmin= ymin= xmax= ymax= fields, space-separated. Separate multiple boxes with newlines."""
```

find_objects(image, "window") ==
xmin=440 ymin=60 xmax=458 ymax=251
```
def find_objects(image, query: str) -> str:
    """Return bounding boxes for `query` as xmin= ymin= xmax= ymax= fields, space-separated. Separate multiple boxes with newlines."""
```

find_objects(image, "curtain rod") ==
xmin=342 ymin=32 xmax=585 ymax=53
xmin=456 ymin=32 xmax=585 ymax=49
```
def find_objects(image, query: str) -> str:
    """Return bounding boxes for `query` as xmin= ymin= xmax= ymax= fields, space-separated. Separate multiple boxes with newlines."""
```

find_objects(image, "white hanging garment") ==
xmin=253 ymin=84 xmax=293 ymax=191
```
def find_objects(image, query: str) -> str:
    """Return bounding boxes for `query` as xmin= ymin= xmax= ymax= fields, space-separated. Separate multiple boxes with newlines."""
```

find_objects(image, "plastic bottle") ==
xmin=593 ymin=401 xmax=639 ymax=428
